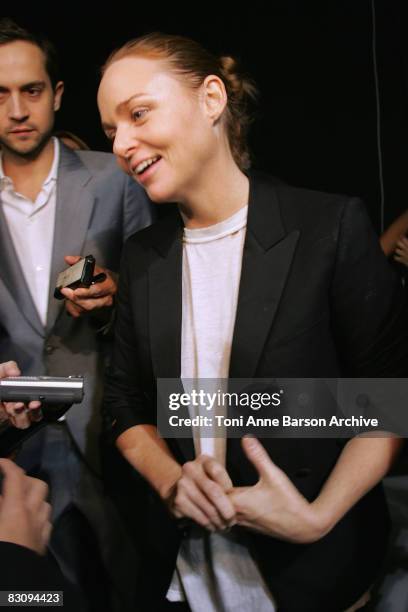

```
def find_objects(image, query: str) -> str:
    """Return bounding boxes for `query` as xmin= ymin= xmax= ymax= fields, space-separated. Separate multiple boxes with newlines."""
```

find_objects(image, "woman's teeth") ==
xmin=135 ymin=156 xmax=161 ymax=175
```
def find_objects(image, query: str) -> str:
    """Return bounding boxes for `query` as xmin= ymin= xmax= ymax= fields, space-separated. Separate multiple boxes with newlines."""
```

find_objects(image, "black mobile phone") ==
xmin=54 ymin=255 xmax=106 ymax=300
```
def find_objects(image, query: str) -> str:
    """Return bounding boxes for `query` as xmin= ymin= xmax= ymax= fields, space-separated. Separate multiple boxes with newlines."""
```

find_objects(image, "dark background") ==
xmin=4 ymin=0 xmax=408 ymax=232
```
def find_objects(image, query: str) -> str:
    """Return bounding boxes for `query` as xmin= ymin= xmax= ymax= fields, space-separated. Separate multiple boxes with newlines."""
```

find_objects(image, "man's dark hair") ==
xmin=0 ymin=18 xmax=60 ymax=88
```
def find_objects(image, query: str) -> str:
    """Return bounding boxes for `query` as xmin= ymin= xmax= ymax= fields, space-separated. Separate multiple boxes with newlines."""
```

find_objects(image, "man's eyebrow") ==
xmin=20 ymin=81 xmax=46 ymax=91
xmin=0 ymin=81 xmax=46 ymax=93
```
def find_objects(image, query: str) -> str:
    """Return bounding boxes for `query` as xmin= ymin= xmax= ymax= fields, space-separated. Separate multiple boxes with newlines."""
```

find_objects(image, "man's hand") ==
xmin=166 ymin=454 xmax=236 ymax=532
xmin=394 ymin=236 xmax=408 ymax=266
xmin=228 ymin=438 xmax=325 ymax=544
xmin=0 ymin=459 xmax=52 ymax=555
xmin=60 ymin=255 xmax=117 ymax=318
xmin=0 ymin=362 xmax=42 ymax=429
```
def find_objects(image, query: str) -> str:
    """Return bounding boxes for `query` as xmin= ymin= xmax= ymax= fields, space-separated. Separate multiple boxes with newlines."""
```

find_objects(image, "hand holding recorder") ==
xmin=0 ymin=362 xmax=42 ymax=429
xmin=0 ymin=367 xmax=84 ymax=456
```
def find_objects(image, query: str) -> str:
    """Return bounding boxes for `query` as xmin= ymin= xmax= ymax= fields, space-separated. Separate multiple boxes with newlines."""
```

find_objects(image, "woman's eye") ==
xmin=132 ymin=109 xmax=148 ymax=121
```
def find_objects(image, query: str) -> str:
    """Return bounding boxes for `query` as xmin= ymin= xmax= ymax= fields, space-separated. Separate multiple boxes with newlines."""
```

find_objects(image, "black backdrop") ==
xmin=3 ymin=0 xmax=408 ymax=232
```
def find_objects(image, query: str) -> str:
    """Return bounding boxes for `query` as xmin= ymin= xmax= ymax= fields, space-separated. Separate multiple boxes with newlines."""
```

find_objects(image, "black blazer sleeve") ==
xmin=103 ymin=238 xmax=156 ymax=440
xmin=330 ymin=197 xmax=408 ymax=376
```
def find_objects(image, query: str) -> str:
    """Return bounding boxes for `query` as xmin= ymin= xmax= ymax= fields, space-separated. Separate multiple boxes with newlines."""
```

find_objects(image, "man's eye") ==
xmin=27 ymin=88 xmax=41 ymax=96
xmin=131 ymin=109 xmax=148 ymax=121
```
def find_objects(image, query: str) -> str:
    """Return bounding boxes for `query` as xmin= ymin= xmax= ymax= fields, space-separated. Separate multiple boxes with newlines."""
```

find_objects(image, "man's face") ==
xmin=0 ymin=40 xmax=63 ymax=158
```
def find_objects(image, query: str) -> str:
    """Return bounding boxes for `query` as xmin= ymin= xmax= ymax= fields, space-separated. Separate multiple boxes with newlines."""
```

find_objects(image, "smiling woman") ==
xmin=97 ymin=33 xmax=256 ymax=215
xmin=100 ymin=32 xmax=407 ymax=612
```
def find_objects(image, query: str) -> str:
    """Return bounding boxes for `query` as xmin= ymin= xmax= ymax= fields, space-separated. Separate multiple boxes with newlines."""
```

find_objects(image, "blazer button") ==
xmin=356 ymin=394 xmax=370 ymax=408
xmin=45 ymin=345 xmax=55 ymax=354
xmin=294 ymin=467 xmax=312 ymax=478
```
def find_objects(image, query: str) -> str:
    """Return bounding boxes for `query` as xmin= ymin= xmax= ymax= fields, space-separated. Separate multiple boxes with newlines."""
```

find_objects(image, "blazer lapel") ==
xmin=229 ymin=174 xmax=300 ymax=378
xmin=149 ymin=209 xmax=183 ymax=379
xmin=0 ymin=203 xmax=44 ymax=336
xmin=149 ymin=209 xmax=194 ymax=460
xmin=46 ymin=143 xmax=96 ymax=333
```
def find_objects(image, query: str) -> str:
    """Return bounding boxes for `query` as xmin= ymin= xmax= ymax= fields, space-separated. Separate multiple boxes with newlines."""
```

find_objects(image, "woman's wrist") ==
xmin=157 ymin=466 xmax=183 ymax=504
xmin=308 ymin=497 xmax=338 ymax=541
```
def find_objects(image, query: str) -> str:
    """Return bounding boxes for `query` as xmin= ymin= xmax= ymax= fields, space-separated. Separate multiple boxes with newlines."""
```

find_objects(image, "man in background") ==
xmin=0 ymin=18 xmax=153 ymax=611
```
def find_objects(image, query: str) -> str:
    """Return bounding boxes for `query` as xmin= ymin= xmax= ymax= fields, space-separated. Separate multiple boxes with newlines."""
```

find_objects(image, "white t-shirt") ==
xmin=167 ymin=205 xmax=276 ymax=611
xmin=181 ymin=205 xmax=247 ymax=463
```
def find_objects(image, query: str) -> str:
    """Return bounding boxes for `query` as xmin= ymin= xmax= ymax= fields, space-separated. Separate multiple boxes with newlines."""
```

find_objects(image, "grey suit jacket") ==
xmin=0 ymin=141 xmax=153 ymax=473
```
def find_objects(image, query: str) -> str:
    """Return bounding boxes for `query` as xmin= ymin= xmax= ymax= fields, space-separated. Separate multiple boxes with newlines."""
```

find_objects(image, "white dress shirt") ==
xmin=0 ymin=138 xmax=60 ymax=326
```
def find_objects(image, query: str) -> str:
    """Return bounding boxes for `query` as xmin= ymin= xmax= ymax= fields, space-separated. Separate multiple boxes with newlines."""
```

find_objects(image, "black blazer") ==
xmin=104 ymin=173 xmax=408 ymax=612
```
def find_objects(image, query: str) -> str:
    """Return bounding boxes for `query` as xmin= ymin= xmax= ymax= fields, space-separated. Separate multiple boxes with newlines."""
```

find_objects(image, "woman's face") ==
xmin=97 ymin=55 xmax=223 ymax=204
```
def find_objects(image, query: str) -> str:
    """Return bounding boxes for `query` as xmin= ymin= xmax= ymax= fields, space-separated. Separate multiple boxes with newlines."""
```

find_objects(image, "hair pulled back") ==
xmin=102 ymin=32 xmax=258 ymax=170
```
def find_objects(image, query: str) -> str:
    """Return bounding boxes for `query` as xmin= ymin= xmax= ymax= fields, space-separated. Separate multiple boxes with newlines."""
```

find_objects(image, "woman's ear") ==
xmin=201 ymin=75 xmax=227 ymax=123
